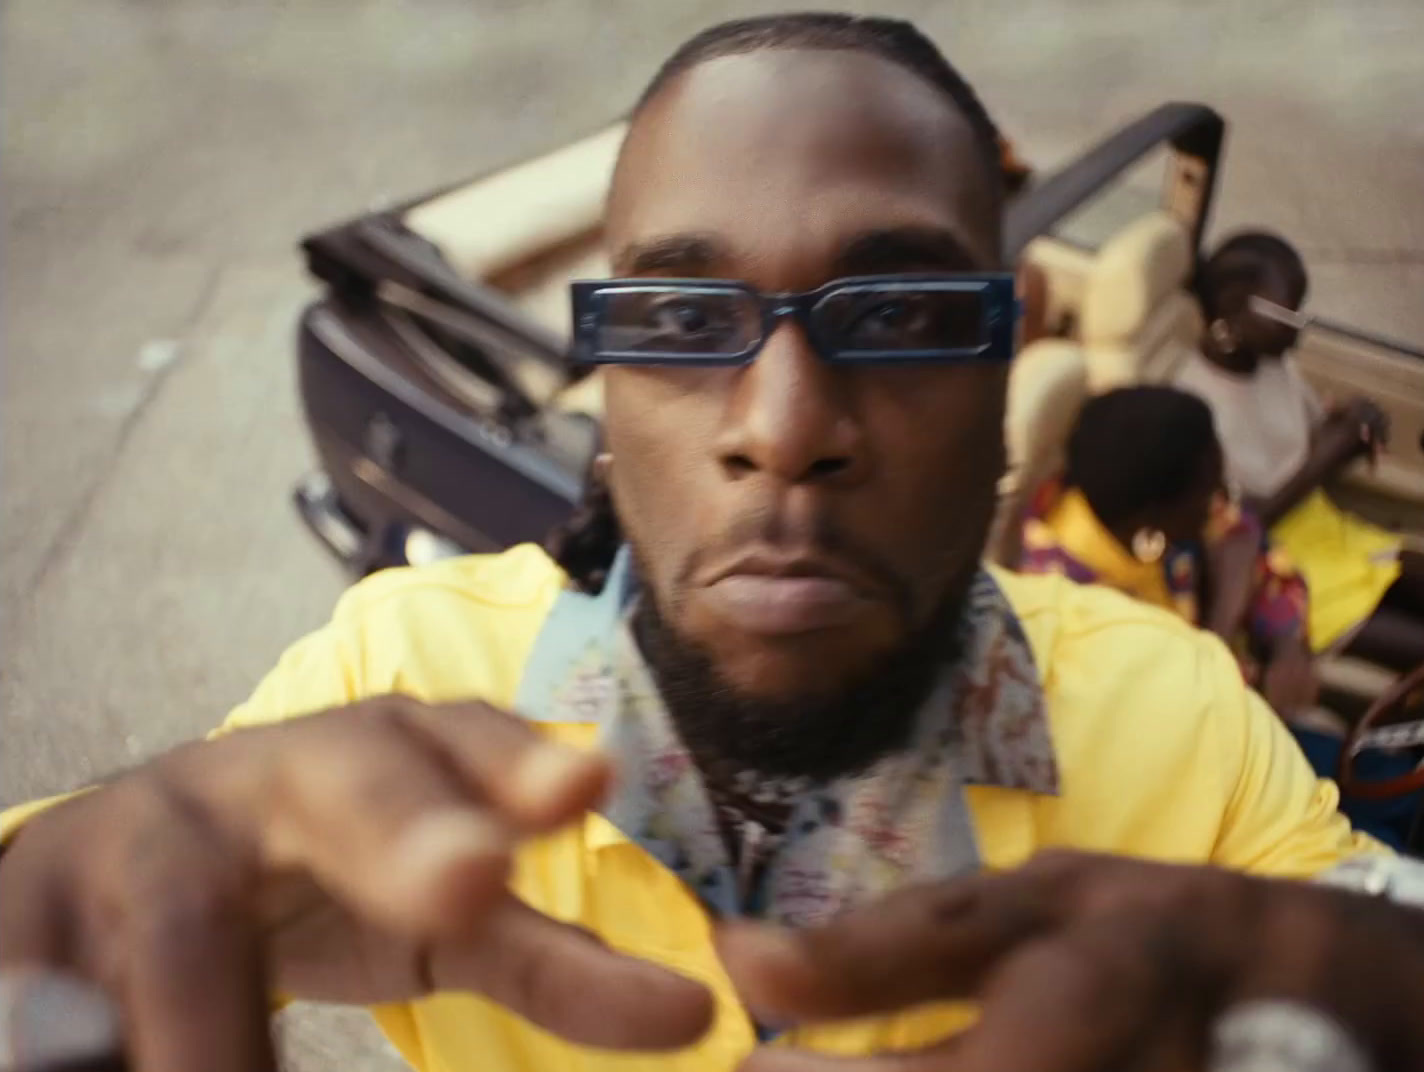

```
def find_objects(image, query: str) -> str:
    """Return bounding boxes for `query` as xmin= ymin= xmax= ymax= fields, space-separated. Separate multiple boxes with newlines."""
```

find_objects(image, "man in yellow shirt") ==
xmin=0 ymin=11 xmax=1396 ymax=1072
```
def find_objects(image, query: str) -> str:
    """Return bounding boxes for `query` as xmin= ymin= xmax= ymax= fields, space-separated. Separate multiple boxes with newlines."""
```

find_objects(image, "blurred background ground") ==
xmin=3 ymin=1 xmax=1422 ymax=1069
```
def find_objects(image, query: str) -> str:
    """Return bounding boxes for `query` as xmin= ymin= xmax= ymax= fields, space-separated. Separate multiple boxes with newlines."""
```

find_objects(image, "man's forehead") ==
xmin=607 ymin=49 xmax=1002 ymax=278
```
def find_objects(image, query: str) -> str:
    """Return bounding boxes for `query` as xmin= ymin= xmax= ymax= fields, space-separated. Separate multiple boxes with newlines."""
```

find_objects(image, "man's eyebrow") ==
xmin=612 ymin=235 xmax=728 ymax=276
xmin=833 ymin=227 xmax=982 ymax=276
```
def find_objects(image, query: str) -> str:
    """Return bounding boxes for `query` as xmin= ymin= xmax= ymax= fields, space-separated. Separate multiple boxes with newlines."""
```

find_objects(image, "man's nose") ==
xmin=714 ymin=322 xmax=869 ymax=486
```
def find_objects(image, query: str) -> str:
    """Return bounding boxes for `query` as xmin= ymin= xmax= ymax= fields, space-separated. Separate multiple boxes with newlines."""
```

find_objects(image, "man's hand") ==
xmin=0 ymin=698 xmax=714 ymax=1072
xmin=718 ymin=851 xmax=1424 ymax=1072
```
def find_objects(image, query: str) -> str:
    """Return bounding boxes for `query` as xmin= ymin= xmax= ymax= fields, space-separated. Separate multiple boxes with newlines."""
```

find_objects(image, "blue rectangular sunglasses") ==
xmin=570 ymin=273 xmax=1018 ymax=366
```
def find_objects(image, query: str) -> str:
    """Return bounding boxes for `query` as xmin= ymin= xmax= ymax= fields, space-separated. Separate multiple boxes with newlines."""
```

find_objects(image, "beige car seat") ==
xmin=987 ymin=338 xmax=1091 ymax=566
xmin=1079 ymin=211 xmax=1202 ymax=390
xmin=1019 ymin=238 xmax=1094 ymax=340
xmin=987 ymin=215 xmax=1201 ymax=564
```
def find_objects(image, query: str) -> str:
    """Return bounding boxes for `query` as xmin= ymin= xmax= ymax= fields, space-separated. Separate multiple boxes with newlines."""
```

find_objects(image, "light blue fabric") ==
xmin=514 ymin=547 xmax=636 ymax=722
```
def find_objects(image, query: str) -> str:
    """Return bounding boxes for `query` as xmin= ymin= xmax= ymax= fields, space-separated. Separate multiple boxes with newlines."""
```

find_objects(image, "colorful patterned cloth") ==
xmin=535 ymin=561 xmax=1058 ymax=928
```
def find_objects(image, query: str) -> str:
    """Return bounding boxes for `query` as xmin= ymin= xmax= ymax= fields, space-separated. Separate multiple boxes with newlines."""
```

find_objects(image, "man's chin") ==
xmin=632 ymin=576 xmax=967 ymax=781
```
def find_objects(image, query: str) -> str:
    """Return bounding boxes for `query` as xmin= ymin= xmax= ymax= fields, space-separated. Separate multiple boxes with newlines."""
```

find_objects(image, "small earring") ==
xmin=1210 ymin=319 xmax=1238 ymax=355
xmin=1132 ymin=528 xmax=1167 ymax=564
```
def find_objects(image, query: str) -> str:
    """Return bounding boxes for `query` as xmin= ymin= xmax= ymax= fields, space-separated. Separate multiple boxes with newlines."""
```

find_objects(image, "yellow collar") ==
xmin=1042 ymin=490 xmax=1175 ymax=612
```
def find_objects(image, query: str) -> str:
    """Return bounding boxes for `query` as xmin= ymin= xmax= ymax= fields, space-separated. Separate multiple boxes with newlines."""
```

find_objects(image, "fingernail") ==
xmin=399 ymin=810 xmax=509 ymax=877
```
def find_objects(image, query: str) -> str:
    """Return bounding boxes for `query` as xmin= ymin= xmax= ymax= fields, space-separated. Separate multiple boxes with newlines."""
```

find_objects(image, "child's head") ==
xmin=1197 ymin=231 xmax=1309 ymax=370
xmin=1066 ymin=386 xmax=1224 ymax=548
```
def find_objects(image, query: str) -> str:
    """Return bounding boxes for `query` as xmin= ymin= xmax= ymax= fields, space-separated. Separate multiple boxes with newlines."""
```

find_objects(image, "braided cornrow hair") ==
xmin=547 ymin=13 xmax=1006 ymax=592
xmin=632 ymin=13 xmax=1004 ymax=186
xmin=546 ymin=452 xmax=621 ymax=593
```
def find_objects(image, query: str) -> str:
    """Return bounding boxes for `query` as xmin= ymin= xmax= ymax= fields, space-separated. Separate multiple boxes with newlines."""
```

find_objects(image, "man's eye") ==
xmin=845 ymin=297 xmax=932 ymax=340
xmin=646 ymin=297 xmax=721 ymax=337
xmin=868 ymin=300 xmax=916 ymax=329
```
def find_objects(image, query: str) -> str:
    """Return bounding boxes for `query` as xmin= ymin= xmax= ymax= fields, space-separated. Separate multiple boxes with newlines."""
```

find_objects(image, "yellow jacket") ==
xmin=2 ymin=544 xmax=1376 ymax=1072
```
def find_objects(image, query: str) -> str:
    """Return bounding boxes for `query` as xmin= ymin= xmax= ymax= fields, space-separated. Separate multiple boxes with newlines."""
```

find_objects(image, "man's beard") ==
xmin=631 ymin=576 xmax=972 ymax=783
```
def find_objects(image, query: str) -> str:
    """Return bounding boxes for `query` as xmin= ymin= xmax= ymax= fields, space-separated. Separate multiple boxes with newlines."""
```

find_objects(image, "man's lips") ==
xmin=700 ymin=552 xmax=879 ymax=636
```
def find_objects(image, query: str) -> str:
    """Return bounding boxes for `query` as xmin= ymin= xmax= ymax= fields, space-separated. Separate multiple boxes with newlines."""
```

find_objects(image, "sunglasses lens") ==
xmin=589 ymin=286 xmax=761 ymax=359
xmin=575 ymin=276 xmax=1015 ymax=365
xmin=816 ymin=283 xmax=989 ymax=357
